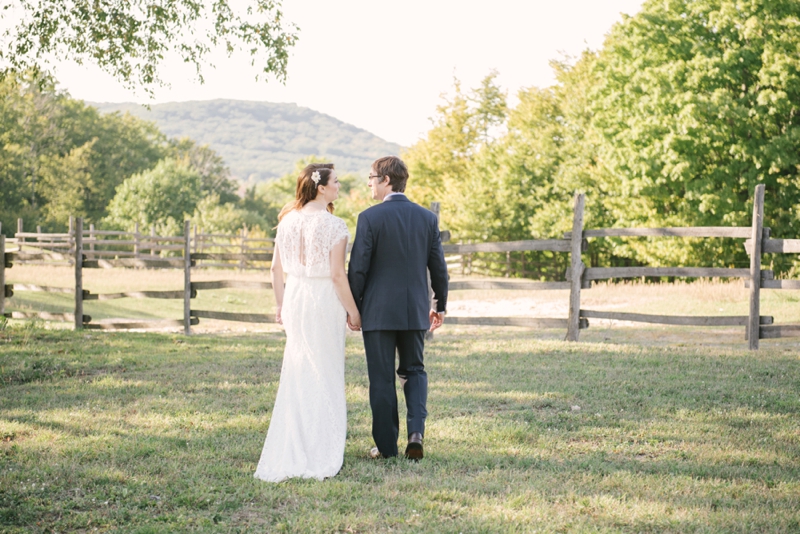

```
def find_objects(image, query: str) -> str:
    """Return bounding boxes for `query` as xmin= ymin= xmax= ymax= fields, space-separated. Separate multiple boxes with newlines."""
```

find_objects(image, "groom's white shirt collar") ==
xmin=383 ymin=192 xmax=406 ymax=202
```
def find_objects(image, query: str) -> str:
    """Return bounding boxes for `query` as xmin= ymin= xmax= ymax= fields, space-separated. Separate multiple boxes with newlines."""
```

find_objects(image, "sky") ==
xmin=43 ymin=0 xmax=645 ymax=147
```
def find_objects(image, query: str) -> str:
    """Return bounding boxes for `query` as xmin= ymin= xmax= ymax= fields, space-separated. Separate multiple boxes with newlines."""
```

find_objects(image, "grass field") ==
xmin=2 ymin=267 xmax=800 ymax=532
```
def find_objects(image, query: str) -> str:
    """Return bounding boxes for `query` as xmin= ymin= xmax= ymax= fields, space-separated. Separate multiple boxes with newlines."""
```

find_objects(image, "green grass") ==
xmin=1 ymin=323 xmax=799 ymax=532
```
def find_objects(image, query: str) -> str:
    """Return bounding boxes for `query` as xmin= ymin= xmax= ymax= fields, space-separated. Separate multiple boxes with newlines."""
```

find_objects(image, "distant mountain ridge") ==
xmin=91 ymin=99 xmax=403 ymax=183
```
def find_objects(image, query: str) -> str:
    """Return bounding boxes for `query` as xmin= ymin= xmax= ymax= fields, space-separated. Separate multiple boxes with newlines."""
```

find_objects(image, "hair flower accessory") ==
xmin=311 ymin=170 xmax=321 ymax=186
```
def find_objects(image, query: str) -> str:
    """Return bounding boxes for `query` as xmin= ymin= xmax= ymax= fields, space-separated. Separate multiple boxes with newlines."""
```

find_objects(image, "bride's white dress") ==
xmin=254 ymin=209 xmax=350 ymax=482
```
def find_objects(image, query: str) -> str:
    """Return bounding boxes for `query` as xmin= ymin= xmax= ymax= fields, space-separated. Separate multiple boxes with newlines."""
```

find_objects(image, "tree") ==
xmin=403 ymin=73 xmax=507 ymax=240
xmin=0 ymin=0 xmax=298 ymax=94
xmin=441 ymin=1 xmax=800 ymax=276
xmin=587 ymin=0 xmax=800 ymax=271
xmin=0 ymin=73 xmax=38 ymax=232
xmin=79 ymin=109 xmax=168 ymax=222
xmin=192 ymin=193 xmax=268 ymax=235
xmin=402 ymin=79 xmax=475 ymax=211
xmin=36 ymin=139 xmax=95 ymax=228
xmin=491 ymin=53 xmax=627 ymax=271
xmin=0 ymin=71 xmax=169 ymax=233
xmin=169 ymin=137 xmax=239 ymax=203
xmin=2 ymin=74 xmax=66 ymax=213
xmin=104 ymin=158 xmax=203 ymax=234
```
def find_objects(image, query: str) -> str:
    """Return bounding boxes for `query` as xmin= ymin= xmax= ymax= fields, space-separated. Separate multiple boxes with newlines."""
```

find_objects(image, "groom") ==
xmin=347 ymin=156 xmax=448 ymax=460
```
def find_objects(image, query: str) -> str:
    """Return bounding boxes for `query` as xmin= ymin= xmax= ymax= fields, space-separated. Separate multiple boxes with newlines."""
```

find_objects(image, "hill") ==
xmin=91 ymin=100 xmax=403 ymax=183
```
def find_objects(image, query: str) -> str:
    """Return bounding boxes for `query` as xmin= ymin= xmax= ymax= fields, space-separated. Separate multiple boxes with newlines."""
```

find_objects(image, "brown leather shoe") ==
xmin=405 ymin=432 xmax=424 ymax=460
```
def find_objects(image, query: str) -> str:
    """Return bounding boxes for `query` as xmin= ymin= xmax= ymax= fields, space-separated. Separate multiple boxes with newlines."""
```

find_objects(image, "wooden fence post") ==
xmin=89 ymin=223 xmax=96 ymax=259
xmin=151 ymin=225 xmax=157 ymax=258
xmin=17 ymin=218 xmax=23 ymax=248
xmin=566 ymin=193 xmax=586 ymax=342
xmin=134 ymin=222 xmax=140 ymax=258
xmin=0 ymin=235 xmax=6 ymax=320
xmin=240 ymin=225 xmax=248 ymax=271
xmin=748 ymin=184 xmax=765 ymax=349
xmin=184 ymin=220 xmax=192 ymax=335
xmin=74 ymin=217 xmax=83 ymax=330
xmin=68 ymin=216 xmax=74 ymax=254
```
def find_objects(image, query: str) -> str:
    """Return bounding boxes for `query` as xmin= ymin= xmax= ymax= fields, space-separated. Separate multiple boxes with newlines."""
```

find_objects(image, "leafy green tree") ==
xmin=104 ymin=158 xmax=203 ymax=233
xmin=0 ymin=71 xmax=169 ymax=233
xmin=169 ymin=137 xmax=239 ymax=203
xmin=408 ymin=1 xmax=800 ymax=277
xmin=470 ymin=70 xmax=509 ymax=144
xmin=2 ymin=74 xmax=66 ymax=212
xmin=79 ymin=110 xmax=167 ymax=221
xmin=192 ymin=194 xmax=268 ymax=235
xmin=587 ymin=0 xmax=800 ymax=272
xmin=1 ymin=0 xmax=298 ymax=94
xmin=403 ymin=73 xmax=507 ymax=239
xmin=491 ymin=54 xmax=625 ymax=272
xmin=403 ymin=79 xmax=479 ymax=211
xmin=240 ymin=185 xmax=281 ymax=234
xmin=0 ymin=75 xmax=33 ymax=232
xmin=36 ymin=140 xmax=95 ymax=228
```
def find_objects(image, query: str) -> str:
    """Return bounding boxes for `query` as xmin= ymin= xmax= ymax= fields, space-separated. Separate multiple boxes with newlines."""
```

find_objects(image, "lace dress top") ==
xmin=276 ymin=210 xmax=350 ymax=278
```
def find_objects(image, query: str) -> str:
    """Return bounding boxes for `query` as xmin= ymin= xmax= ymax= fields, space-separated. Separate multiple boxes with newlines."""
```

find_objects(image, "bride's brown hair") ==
xmin=277 ymin=163 xmax=336 ymax=222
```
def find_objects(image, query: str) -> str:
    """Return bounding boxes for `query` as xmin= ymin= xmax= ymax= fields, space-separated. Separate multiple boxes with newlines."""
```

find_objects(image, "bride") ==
xmin=254 ymin=163 xmax=361 ymax=482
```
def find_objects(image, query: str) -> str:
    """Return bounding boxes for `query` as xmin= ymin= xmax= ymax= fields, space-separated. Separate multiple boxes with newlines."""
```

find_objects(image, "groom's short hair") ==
xmin=373 ymin=156 xmax=409 ymax=192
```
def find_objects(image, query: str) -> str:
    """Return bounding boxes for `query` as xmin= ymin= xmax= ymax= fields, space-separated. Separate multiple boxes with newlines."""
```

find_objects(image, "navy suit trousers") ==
xmin=362 ymin=330 xmax=427 ymax=458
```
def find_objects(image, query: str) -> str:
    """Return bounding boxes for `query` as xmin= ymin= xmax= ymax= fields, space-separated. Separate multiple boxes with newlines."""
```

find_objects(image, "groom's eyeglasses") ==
xmin=368 ymin=174 xmax=382 ymax=181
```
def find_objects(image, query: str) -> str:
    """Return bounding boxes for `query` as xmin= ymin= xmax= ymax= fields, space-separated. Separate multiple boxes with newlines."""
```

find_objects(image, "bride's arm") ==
xmin=270 ymin=244 xmax=285 ymax=324
xmin=330 ymin=238 xmax=361 ymax=329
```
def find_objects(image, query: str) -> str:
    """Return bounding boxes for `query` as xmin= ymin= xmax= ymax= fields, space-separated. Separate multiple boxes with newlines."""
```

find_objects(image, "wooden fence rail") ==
xmin=2 ymin=188 xmax=799 ymax=348
xmin=8 ymin=218 xmax=275 ymax=270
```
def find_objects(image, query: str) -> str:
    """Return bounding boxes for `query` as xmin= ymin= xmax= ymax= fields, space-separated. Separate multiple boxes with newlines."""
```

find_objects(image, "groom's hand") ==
xmin=429 ymin=310 xmax=444 ymax=332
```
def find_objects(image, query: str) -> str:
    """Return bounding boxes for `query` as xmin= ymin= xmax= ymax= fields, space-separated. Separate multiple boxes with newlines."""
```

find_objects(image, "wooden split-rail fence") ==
xmin=0 ymin=218 xmax=275 ymax=332
xmin=1 ymin=185 xmax=799 ymax=349
xmin=7 ymin=219 xmax=274 ymax=270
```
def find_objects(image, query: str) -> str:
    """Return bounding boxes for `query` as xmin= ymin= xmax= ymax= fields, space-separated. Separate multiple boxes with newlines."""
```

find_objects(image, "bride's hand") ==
xmin=275 ymin=306 xmax=283 ymax=325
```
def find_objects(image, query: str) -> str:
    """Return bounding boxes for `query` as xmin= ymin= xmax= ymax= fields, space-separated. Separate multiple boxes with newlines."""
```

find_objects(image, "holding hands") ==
xmin=347 ymin=312 xmax=362 ymax=331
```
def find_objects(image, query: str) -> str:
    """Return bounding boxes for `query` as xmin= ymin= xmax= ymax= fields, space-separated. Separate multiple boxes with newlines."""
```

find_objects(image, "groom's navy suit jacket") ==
xmin=348 ymin=195 xmax=448 ymax=332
